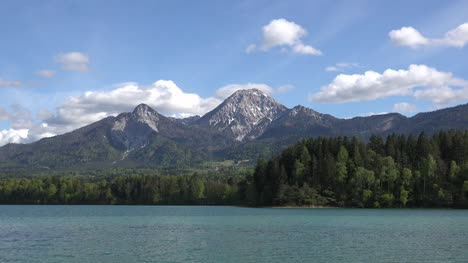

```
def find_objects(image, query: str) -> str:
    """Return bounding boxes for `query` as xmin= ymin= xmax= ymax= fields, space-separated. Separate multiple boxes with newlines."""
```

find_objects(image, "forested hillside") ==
xmin=0 ymin=173 xmax=244 ymax=205
xmin=2 ymin=130 xmax=468 ymax=208
xmin=251 ymin=130 xmax=468 ymax=208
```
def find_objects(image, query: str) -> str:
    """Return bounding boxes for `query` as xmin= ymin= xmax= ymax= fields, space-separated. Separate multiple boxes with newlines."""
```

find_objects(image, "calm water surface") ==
xmin=0 ymin=206 xmax=467 ymax=262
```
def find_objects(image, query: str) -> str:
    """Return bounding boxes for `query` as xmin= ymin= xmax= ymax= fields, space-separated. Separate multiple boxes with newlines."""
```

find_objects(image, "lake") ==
xmin=0 ymin=206 xmax=467 ymax=262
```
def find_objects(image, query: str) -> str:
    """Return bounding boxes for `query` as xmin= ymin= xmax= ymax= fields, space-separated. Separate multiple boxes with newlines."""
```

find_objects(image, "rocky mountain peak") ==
xmin=196 ymin=88 xmax=288 ymax=141
xmin=110 ymin=104 xmax=162 ymax=151
xmin=129 ymin=104 xmax=160 ymax=131
xmin=229 ymin=88 xmax=268 ymax=97
xmin=132 ymin=103 xmax=153 ymax=116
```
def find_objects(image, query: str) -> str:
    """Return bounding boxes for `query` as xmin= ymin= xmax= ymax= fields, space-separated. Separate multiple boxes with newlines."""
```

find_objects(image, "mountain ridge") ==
xmin=1 ymin=88 xmax=468 ymax=173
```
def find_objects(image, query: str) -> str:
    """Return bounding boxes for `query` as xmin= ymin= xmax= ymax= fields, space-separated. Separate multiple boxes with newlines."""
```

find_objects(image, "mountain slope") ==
xmin=2 ymin=89 xmax=468 ymax=174
xmin=260 ymin=105 xmax=339 ymax=139
xmin=397 ymin=103 xmax=468 ymax=134
xmin=196 ymin=89 xmax=288 ymax=141
xmin=0 ymin=104 xmax=233 ymax=171
xmin=0 ymin=116 xmax=121 ymax=169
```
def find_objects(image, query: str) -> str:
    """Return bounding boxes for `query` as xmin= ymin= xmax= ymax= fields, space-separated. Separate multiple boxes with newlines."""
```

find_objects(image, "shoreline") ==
xmin=263 ymin=205 xmax=338 ymax=209
xmin=0 ymin=204 xmax=464 ymax=209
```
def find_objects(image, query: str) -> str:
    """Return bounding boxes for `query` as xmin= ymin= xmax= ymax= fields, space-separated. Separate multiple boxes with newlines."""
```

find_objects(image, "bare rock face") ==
xmin=196 ymin=89 xmax=288 ymax=141
xmin=111 ymin=104 xmax=160 ymax=150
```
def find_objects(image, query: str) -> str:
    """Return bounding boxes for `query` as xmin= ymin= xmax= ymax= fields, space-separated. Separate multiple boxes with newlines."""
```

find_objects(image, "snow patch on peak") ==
xmin=199 ymin=88 xmax=288 ymax=141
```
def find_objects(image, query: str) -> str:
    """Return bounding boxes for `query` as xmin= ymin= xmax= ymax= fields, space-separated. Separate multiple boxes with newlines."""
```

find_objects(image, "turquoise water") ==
xmin=0 ymin=206 xmax=467 ymax=263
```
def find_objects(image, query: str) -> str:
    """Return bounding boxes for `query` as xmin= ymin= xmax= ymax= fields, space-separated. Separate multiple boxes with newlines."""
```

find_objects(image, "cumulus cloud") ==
xmin=0 ymin=129 xmax=28 ymax=146
xmin=35 ymin=69 xmax=56 ymax=78
xmin=393 ymin=102 xmax=417 ymax=113
xmin=0 ymin=105 xmax=42 ymax=145
xmin=389 ymin=23 xmax=468 ymax=48
xmin=389 ymin=27 xmax=429 ymax=48
xmin=441 ymin=23 xmax=468 ymax=47
xmin=248 ymin=18 xmax=322 ymax=55
xmin=261 ymin=18 xmax=306 ymax=50
xmin=414 ymin=86 xmax=468 ymax=105
xmin=291 ymin=43 xmax=322 ymax=55
xmin=310 ymin=64 xmax=468 ymax=103
xmin=0 ymin=78 xmax=22 ymax=87
xmin=55 ymin=52 xmax=90 ymax=71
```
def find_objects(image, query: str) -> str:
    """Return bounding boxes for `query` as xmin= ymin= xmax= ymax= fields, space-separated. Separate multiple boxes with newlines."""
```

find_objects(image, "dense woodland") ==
xmin=0 ymin=174 xmax=244 ymax=205
xmin=1 ymin=130 xmax=468 ymax=207
xmin=251 ymin=130 xmax=468 ymax=208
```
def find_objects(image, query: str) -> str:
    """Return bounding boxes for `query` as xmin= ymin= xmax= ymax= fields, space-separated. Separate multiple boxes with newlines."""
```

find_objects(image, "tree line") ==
xmin=0 ymin=174 xmax=242 ymax=205
xmin=1 ymin=130 xmax=468 ymax=207
xmin=250 ymin=130 xmax=468 ymax=208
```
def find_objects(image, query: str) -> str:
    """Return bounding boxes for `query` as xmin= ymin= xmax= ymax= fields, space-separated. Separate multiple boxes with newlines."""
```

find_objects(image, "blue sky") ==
xmin=1 ymin=0 xmax=468 ymax=145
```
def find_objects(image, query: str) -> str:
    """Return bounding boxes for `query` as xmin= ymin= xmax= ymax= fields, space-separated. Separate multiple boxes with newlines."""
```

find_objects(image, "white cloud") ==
xmin=55 ymin=52 xmax=90 ymax=72
xmin=440 ymin=23 xmax=468 ymax=47
xmin=291 ymin=43 xmax=322 ymax=55
xmin=389 ymin=27 xmax=429 ymax=48
xmin=310 ymin=64 xmax=468 ymax=103
xmin=389 ymin=23 xmax=468 ymax=48
xmin=393 ymin=102 xmax=417 ymax=113
xmin=261 ymin=18 xmax=306 ymax=50
xmin=0 ymin=106 xmax=59 ymax=145
xmin=414 ymin=86 xmax=468 ymax=105
xmin=249 ymin=18 xmax=322 ymax=56
xmin=0 ymin=78 xmax=21 ymax=87
xmin=215 ymin=83 xmax=275 ymax=99
xmin=0 ymin=129 xmax=28 ymax=146
xmin=35 ymin=69 xmax=56 ymax=78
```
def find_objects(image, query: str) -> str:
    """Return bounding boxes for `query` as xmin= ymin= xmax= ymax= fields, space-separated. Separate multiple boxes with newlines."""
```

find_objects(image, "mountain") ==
xmin=196 ymin=89 xmax=288 ymax=141
xmin=1 ymin=88 xmax=468 ymax=174
xmin=0 ymin=103 xmax=233 ymax=171
xmin=110 ymin=104 xmax=163 ymax=151
xmin=260 ymin=105 xmax=338 ymax=139
xmin=334 ymin=113 xmax=407 ymax=138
